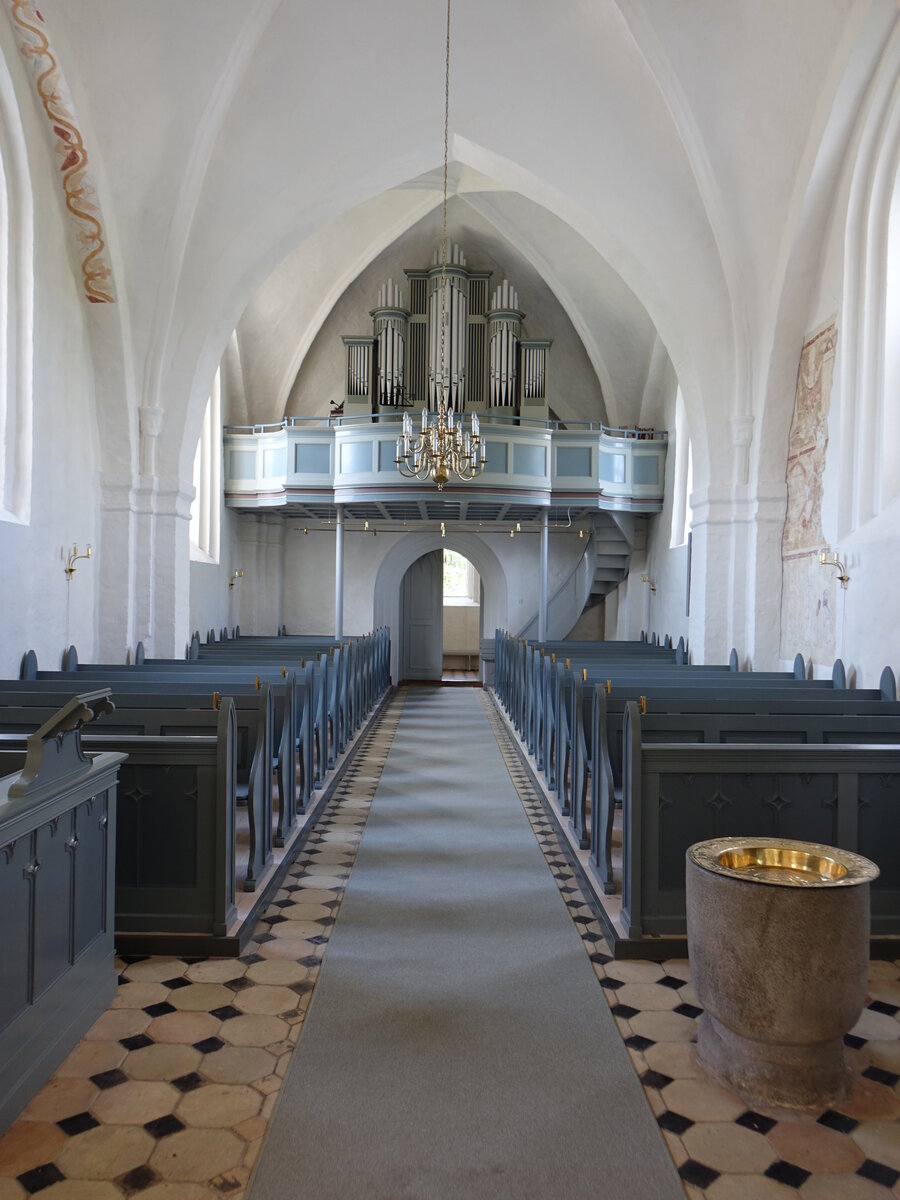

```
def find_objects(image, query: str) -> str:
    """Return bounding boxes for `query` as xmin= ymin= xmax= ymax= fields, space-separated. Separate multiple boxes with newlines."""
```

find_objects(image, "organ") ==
xmin=342 ymin=245 xmax=551 ymax=420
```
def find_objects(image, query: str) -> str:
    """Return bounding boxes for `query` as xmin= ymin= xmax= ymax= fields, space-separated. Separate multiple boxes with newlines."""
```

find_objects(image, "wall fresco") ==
xmin=780 ymin=322 xmax=837 ymax=666
xmin=7 ymin=0 xmax=115 ymax=303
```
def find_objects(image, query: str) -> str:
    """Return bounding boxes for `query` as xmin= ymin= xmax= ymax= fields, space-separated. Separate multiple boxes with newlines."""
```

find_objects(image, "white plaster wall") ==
xmin=0 ymin=30 xmax=100 ymax=678
xmin=188 ymin=506 xmax=242 ymax=643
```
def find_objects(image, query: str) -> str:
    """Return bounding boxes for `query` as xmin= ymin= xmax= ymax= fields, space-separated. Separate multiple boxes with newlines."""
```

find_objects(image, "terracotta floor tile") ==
xmin=244 ymin=960 xmax=309 ymax=987
xmin=184 ymin=960 xmax=247 ymax=985
xmin=85 ymin=1009 xmax=151 ymax=1042
xmin=851 ymin=1118 xmax=900 ymax=1170
xmin=146 ymin=1011 xmax=221 ymax=1045
xmin=768 ymin=1119 xmax=864 ymax=1173
xmin=134 ymin=1185 xmax=216 ymax=1200
xmin=849 ymin=1008 xmax=900 ymax=1043
xmin=869 ymin=962 xmax=900 ymax=982
xmin=199 ymin=1047 xmax=276 ymax=1086
xmin=56 ymin=1124 xmax=154 ymax=1179
xmin=233 ymin=1115 xmax=267 ymax=1143
xmin=55 ymin=1040 xmax=126 ymax=1079
xmin=837 ymin=1074 xmax=900 ymax=1121
xmin=800 ymin=1174 xmax=896 ymax=1199
xmin=110 ymin=982 xmax=170 ymax=1010
xmin=121 ymin=958 xmax=187 ymax=984
xmin=614 ymin=982 xmax=681 ymax=1012
xmin=124 ymin=1043 xmax=202 ymax=1082
xmin=0 ymin=1121 xmax=66 ymax=1177
xmin=661 ymin=1077 xmax=747 ymax=1123
xmin=91 ymin=1080 xmax=180 ymax=1125
xmin=630 ymin=1008 xmax=699 ymax=1044
xmin=19 ymin=1078 xmax=99 ymax=1124
xmin=168 ymin=983 xmax=235 ymax=1013
xmin=683 ymin=1121 xmax=776 ymax=1173
xmin=0 ymin=1181 xmax=24 ymax=1200
xmin=220 ymin=1015 xmax=288 ymax=1048
xmin=38 ymin=1182 xmax=123 ymax=1199
xmin=233 ymin=986 xmax=298 ymax=1017
xmin=177 ymin=1084 xmax=261 ymax=1128
xmin=643 ymin=1040 xmax=704 ymax=1081
xmin=149 ymin=1127 xmax=244 ymax=1183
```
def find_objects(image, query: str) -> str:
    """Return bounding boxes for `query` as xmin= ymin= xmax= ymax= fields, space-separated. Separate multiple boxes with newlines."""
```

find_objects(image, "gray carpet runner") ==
xmin=248 ymin=688 xmax=683 ymax=1199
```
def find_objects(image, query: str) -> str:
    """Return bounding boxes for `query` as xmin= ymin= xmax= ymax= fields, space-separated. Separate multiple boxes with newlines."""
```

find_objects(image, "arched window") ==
xmin=190 ymin=369 xmax=221 ymax=562
xmin=0 ymin=49 xmax=33 ymax=524
xmin=669 ymin=387 xmax=693 ymax=547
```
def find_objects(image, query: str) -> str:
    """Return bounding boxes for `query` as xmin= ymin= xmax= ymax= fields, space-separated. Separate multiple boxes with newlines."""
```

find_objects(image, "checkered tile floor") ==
xmin=0 ymin=693 xmax=406 ymax=1200
xmin=482 ymin=689 xmax=900 ymax=1200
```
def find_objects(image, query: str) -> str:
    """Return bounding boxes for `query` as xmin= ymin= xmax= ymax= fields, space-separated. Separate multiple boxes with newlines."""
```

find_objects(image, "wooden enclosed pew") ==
xmin=0 ymin=686 xmax=274 ymax=892
xmin=0 ymin=692 xmax=124 ymax=1134
xmin=617 ymin=703 xmax=900 ymax=940
xmin=583 ymin=680 xmax=900 ymax=895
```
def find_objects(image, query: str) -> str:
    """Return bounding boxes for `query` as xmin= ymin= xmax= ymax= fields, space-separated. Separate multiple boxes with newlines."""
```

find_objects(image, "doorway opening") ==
xmin=442 ymin=549 xmax=481 ymax=683
xmin=397 ymin=548 xmax=483 ymax=684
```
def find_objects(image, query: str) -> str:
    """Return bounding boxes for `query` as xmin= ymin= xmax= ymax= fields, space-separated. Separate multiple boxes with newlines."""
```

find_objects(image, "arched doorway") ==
xmin=397 ymin=549 xmax=483 ymax=683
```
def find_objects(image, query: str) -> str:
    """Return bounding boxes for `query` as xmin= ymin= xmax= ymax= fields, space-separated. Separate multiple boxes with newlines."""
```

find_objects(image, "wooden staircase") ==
xmin=584 ymin=512 xmax=646 ymax=607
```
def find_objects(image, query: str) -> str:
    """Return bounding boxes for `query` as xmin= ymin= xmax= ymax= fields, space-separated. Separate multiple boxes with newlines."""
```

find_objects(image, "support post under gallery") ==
xmin=335 ymin=505 xmax=344 ymax=640
xmin=539 ymin=509 xmax=549 ymax=642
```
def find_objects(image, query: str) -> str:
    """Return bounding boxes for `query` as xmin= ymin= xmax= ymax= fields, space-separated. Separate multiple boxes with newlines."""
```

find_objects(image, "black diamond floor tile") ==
xmin=143 ymin=1001 xmax=175 ymax=1018
xmin=641 ymin=1069 xmax=673 ymax=1091
xmin=90 ymin=1068 xmax=127 ymax=1090
xmin=818 ymin=1109 xmax=859 ymax=1134
xmin=600 ymin=977 xmax=625 ymax=991
xmin=678 ymin=1159 xmax=719 ymax=1188
xmin=210 ymin=1004 xmax=241 ymax=1022
xmin=193 ymin=1036 xmax=225 ymax=1054
xmin=119 ymin=1033 xmax=154 ymax=1052
xmin=658 ymin=1109 xmax=694 ymax=1135
xmin=227 ymin=976 xmax=254 ymax=992
xmin=171 ymin=1071 xmax=204 ymax=1093
xmin=844 ymin=1033 xmax=867 ymax=1049
xmin=862 ymin=1064 xmax=900 ymax=1088
xmin=736 ymin=1110 xmax=777 ymax=1135
xmin=119 ymin=1163 xmax=158 ymax=1192
xmin=57 ymin=1110 xmax=100 ymax=1136
xmin=764 ymin=1160 xmax=811 ymax=1188
xmin=658 ymin=975 xmax=684 ymax=989
xmin=143 ymin=1113 xmax=185 ymax=1140
xmin=611 ymin=1003 xmax=640 ymax=1020
xmin=17 ymin=1163 xmax=66 ymax=1193
xmin=674 ymin=1002 xmax=703 ymax=1020
xmin=162 ymin=976 xmax=191 ymax=990
xmin=868 ymin=999 xmax=900 ymax=1017
xmin=858 ymin=1158 xmax=900 ymax=1187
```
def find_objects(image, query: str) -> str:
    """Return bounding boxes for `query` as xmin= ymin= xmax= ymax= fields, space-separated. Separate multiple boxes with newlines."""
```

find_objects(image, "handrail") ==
xmin=223 ymin=413 xmax=668 ymax=440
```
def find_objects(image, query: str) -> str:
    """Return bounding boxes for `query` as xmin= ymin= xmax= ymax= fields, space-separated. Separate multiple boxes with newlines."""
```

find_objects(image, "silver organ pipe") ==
xmin=488 ymin=280 xmax=522 ymax=407
xmin=373 ymin=278 xmax=408 ymax=405
xmin=427 ymin=244 xmax=468 ymax=411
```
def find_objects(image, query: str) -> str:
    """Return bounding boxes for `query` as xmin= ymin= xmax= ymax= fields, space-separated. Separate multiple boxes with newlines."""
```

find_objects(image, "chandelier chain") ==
xmin=439 ymin=0 xmax=450 ymax=408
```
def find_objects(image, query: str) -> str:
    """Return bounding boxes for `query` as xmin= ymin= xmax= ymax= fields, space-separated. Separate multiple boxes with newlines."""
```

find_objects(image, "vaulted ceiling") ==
xmin=28 ymin=0 xmax=893 ymax=486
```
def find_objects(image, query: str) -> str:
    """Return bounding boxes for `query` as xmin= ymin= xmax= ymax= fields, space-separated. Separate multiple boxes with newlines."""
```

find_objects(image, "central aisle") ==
xmin=249 ymin=689 xmax=683 ymax=1199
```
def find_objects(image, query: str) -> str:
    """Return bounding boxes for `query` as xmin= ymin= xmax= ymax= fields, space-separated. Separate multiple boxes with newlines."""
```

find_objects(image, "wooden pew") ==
xmin=618 ymin=703 xmax=900 ymax=940
xmin=0 ymin=686 xmax=273 ymax=893
xmin=586 ymin=682 xmax=900 ymax=894
xmin=0 ymin=692 xmax=124 ymax=1134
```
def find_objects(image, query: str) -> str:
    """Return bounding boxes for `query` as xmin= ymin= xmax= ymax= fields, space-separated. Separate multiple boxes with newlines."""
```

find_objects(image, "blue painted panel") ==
xmin=485 ymin=441 xmax=508 ymax=473
xmin=599 ymin=451 xmax=626 ymax=483
xmin=633 ymin=455 xmax=659 ymax=485
xmin=513 ymin=443 xmax=546 ymax=477
xmin=556 ymin=446 xmax=592 ymax=477
xmin=341 ymin=442 xmax=373 ymax=474
xmin=228 ymin=450 xmax=256 ymax=479
xmin=295 ymin=442 xmax=331 ymax=475
xmin=377 ymin=441 xmax=398 ymax=472
xmin=262 ymin=448 xmax=286 ymax=477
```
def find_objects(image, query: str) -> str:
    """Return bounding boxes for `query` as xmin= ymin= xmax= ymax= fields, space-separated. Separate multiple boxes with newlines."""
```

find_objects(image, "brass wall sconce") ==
xmin=64 ymin=543 xmax=91 ymax=580
xmin=363 ymin=520 xmax=376 ymax=537
xmin=229 ymin=568 xmax=244 ymax=590
xmin=819 ymin=550 xmax=850 ymax=588
xmin=641 ymin=574 xmax=657 ymax=594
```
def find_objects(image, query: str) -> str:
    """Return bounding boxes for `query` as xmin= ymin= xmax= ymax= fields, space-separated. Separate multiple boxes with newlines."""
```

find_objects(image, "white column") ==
xmin=539 ymin=509 xmax=549 ymax=642
xmin=335 ymin=504 xmax=344 ymax=640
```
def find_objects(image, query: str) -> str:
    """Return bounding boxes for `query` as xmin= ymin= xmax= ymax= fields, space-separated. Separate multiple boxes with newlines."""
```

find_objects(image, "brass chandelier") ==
xmin=395 ymin=0 xmax=485 ymax=491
